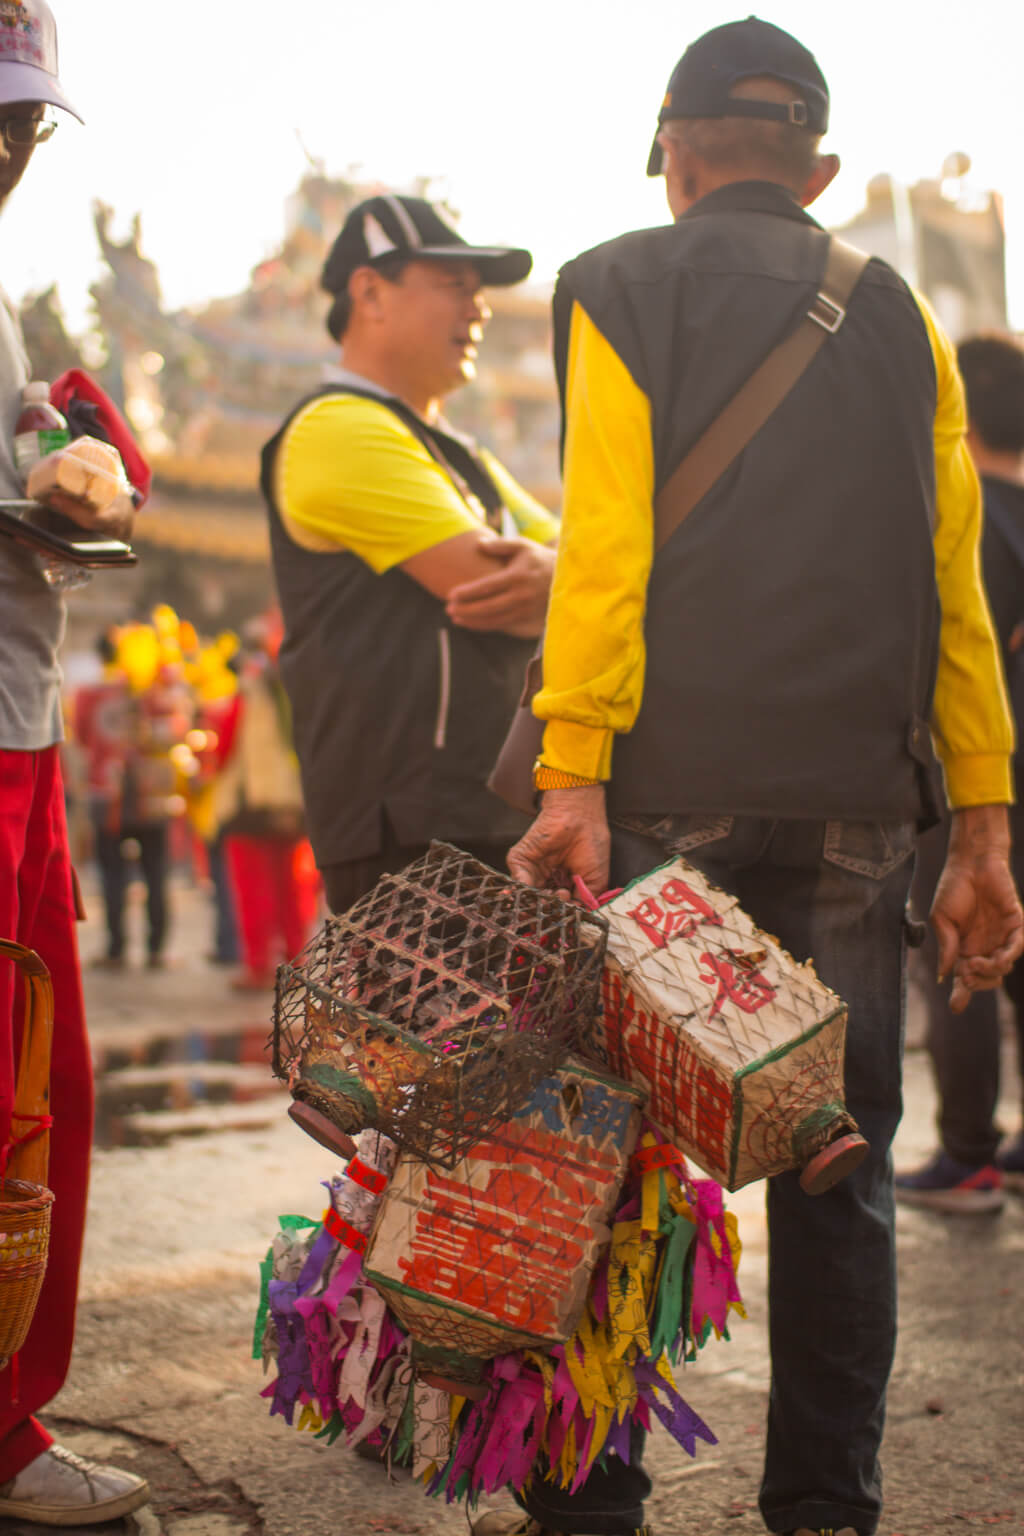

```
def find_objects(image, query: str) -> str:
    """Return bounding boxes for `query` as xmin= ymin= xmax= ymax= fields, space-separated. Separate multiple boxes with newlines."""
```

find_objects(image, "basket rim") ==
xmin=0 ymin=1178 xmax=55 ymax=1211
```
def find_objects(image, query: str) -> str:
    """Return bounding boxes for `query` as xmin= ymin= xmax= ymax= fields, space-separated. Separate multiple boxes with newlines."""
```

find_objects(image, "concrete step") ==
xmin=106 ymin=1097 xmax=289 ymax=1146
xmin=98 ymin=1062 xmax=277 ymax=1092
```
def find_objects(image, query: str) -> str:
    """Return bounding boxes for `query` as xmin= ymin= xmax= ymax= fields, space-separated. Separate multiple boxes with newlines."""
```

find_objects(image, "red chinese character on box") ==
xmin=698 ymin=950 xmax=776 ymax=1020
xmin=626 ymin=877 xmax=723 ymax=950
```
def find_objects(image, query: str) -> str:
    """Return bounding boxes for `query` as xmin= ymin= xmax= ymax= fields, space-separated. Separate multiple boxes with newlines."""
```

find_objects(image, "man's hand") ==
xmin=34 ymin=439 xmax=137 ymax=542
xmin=507 ymin=784 xmax=610 ymax=894
xmin=42 ymin=485 xmax=135 ymax=542
xmin=930 ymin=803 xmax=1024 ymax=1012
xmin=446 ymin=537 xmax=555 ymax=637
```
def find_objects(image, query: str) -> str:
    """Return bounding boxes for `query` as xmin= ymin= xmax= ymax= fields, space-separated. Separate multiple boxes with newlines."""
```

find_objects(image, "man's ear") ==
xmin=800 ymin=152 xmax=840 ymax=207
xmin=348 ymin=265 xmax=386 ymax=320
xmin=661 ymin=132 xmax=698 ymax=217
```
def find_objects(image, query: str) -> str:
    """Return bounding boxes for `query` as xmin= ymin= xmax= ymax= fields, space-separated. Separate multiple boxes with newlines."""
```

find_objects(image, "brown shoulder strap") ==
xmin=652 ymin=236 xmax=870 ymax=552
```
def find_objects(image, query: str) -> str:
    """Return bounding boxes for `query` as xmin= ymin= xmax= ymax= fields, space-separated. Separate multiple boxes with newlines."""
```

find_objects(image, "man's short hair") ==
xmin=662 ymin=104 xmax=821 ymax=193
xmin=325 ymin=252 xmax=409 ymax=343
xmin=957 ymin=333 xmax=1024 ymax=455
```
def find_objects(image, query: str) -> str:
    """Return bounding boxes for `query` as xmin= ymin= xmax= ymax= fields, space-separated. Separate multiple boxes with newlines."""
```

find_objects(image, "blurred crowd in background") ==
xmin=62 ymin=604 xmax=320 ymax=987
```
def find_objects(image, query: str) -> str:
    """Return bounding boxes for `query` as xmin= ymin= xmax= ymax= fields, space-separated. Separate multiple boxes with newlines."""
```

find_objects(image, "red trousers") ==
xmin=224 ymin=835 xmax=318 ymax=973
xmin=0 ymin=746 xmax=93 ymax=1479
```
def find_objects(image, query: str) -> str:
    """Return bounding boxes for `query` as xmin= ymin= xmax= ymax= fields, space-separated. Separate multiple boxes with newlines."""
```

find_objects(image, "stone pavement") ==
xmin=12 ymin=872 xmax=1023 ymax=1534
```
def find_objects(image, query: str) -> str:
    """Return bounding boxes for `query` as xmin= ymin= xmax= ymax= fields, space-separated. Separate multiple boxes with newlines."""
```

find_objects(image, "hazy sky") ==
xmin=2 ymin=0 xmax=1022 ymax=332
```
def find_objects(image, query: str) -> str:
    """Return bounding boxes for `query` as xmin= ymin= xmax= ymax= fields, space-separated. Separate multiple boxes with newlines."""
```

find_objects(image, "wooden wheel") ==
xmin=799 ymin=1132 xmax=869 ymax=1195
xmin=287 ymin=1101 xmax=357 ymax=1160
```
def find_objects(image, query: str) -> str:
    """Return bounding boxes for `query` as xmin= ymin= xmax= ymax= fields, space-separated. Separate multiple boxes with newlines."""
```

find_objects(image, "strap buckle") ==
xmin=808 ymin=292 xmax=846 ymax=333
xmin=787 ymin=100 xmax=809 ymax=126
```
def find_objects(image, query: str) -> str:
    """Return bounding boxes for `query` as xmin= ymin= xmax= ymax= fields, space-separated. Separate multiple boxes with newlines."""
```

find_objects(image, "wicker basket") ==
xmin=0 ymin=940 xmax=54 ymax=1369
xmin=0 ymin=1180 xmax=53 ymax=1368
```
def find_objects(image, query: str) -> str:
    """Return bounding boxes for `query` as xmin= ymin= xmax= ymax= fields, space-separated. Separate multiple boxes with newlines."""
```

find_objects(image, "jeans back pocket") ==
xmin=823 ymin=819 xmax=915 ymax=880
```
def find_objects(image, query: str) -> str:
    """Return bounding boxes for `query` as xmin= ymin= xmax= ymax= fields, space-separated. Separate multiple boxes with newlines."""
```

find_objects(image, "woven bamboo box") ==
xmin=593 ymin=857 xmax=856 ymax=1191
xmin=363 ymin=1058 xmax=644 ymax=1374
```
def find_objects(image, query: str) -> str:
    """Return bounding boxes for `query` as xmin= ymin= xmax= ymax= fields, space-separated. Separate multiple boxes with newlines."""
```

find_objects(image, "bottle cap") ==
xmin=22 ymin=382 xmax=51 ymax=402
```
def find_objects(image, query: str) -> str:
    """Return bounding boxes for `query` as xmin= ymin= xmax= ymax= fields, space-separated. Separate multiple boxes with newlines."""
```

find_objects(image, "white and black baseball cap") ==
xmin=321 ymin=194 xmax=533 ymax=298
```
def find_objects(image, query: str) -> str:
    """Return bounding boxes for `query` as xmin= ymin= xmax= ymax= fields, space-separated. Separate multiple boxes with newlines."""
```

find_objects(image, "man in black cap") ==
xmin=263 ymin=194 xmax=558 ymax=912
xmin=497 ymin=16 xmax=1021 ymax=1536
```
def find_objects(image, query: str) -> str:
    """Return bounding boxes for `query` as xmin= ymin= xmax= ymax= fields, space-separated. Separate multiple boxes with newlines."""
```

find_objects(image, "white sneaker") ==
xmin=0 ymin=1444 xmax=151 ymax=1526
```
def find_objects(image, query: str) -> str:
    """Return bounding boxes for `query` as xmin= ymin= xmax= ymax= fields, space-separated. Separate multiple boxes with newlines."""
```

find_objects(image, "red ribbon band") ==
xmin=0 ymin=1114 xmax=54 ymax=1182
xmin=345 ymin=1156 xmax=387 ymax=1196
xmin=631 ymin=1142 xmax=686 ymax=1176
xmin=323 ymin=1208 xmax=367 ymax=1255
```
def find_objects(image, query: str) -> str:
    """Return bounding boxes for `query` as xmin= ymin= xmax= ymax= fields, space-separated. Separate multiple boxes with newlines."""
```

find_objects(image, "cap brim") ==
xmin=646 ymin=131 xmax=664 ymax=177
xmin=415 ymin=243 xmax=533 ymax=286
xmin=0 ymin=61 xmax=83 ymax=122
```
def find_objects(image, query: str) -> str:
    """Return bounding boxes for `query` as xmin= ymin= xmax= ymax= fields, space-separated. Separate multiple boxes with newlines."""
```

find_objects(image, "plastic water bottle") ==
xmin=14 ymin=381 xmax=70 ymax=475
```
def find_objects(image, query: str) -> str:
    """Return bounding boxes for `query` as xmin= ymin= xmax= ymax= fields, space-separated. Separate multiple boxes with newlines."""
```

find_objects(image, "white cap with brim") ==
xmin=0 ymin=0 xmax=83 ymax=122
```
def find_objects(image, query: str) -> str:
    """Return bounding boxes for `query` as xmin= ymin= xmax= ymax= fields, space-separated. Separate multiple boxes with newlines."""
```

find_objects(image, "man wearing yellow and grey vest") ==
xmin=495 ymin=18 xmax=1023 ymax=1536
xmin=263 ymin=195 xmax=558 ymax=913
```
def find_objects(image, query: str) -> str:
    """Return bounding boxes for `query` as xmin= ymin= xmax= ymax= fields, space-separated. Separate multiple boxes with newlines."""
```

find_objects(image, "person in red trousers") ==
xmin=214 ymin=624 xmax=319 ymax=989
xmin=0 ymin=4 xmax=151 ymax=1524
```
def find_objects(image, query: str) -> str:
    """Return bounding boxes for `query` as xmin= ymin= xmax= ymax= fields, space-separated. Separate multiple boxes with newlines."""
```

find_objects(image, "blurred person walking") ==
xmin=183 ymin=647 xmax=242 ymax=968
xmin=262 ymin=195 xmax=558 ymax=913
xmin=213 ymin=624 xmax=317 ymax=989
xmin=75 ymin=643 xmax=193 ymax=969
xmin=896 ymin=332 xmax=1024 ymax=1211
xmin=0 ymin=2 xmax=150 ymax=1522
xmin=497 ymin=18 xmax=1021 ymax=1536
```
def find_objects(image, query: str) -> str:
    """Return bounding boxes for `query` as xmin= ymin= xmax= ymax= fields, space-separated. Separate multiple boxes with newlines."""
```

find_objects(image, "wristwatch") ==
xmin=532 ymin=759 xmax=600 ymax=792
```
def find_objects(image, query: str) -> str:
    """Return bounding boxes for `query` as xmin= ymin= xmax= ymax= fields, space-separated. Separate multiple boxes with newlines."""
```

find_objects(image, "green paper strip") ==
xmin=278 ymin=1213 xmax=320 ymax=1231
xmin=650 ymin=1213 xmax=695 ymax=1361
xmin=252 ymin=1246 xmax=275 ymax=1360
xmin=394 ymin=1382 xmax=416 ymax=1463
xmin=316 ymin=1410 xmax=346 ymax=1445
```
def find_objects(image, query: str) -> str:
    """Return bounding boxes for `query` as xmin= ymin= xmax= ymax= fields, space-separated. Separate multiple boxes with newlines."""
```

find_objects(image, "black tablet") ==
xmin=0 ymin=499 xmax=137 ymax=568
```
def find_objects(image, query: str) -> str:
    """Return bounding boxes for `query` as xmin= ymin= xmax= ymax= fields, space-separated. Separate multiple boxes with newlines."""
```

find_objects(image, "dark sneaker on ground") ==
xmin=470 ymin=1516 xmax=653 ymax=1535
xmin=894 ymin=1150 xmax=1004 ymax=1213
xmin=997 ymin=1132 xmax=1024 ymax=1194
xmin=0 ymin=1444 xmax=150 ymax=1526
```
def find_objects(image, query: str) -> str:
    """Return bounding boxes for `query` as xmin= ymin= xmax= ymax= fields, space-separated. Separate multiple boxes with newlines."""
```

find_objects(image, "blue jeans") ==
xmin=519 ymin=815 xmax=915 ymax=1536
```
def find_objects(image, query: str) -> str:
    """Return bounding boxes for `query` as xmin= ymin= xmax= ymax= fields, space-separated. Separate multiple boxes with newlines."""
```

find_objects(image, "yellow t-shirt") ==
xmin=275 ymin=392 xmax=558 ymax=570
xmin=535 ymin=301 xmax=1014 ymax=807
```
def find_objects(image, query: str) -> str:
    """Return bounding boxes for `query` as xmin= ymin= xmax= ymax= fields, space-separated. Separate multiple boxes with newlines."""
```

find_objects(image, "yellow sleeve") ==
xmin=275 ymin=394 xmax=480 ymax=572
xmin=916 ymin=292 xmax=1015 ymax=806
xmin=533 ymin=304 xmax=654 ymax=780
xmin=478 ymin=449 xmax=560 ymax=544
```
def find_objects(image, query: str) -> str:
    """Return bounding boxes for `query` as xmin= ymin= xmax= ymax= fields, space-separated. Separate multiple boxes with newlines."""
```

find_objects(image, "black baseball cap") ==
xmin=646 ymin=15 xmax=829 ymax=176
xmin=321 ymin=194 xmax=533 ymax=296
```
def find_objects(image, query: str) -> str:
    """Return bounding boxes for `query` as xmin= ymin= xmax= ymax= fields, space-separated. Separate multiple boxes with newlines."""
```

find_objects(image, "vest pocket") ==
xmin=433 ymin=627 xmax=452 ymax=749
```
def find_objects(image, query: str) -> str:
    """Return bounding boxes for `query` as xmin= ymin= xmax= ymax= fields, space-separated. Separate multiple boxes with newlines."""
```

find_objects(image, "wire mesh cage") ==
xmin=272 ymin=841 xmax=608 ymax=1168
xmin=588 ymin=856 xmax=867 ymax=1194
xmin=363 ymin=1057 xmax=645 ymax=1393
